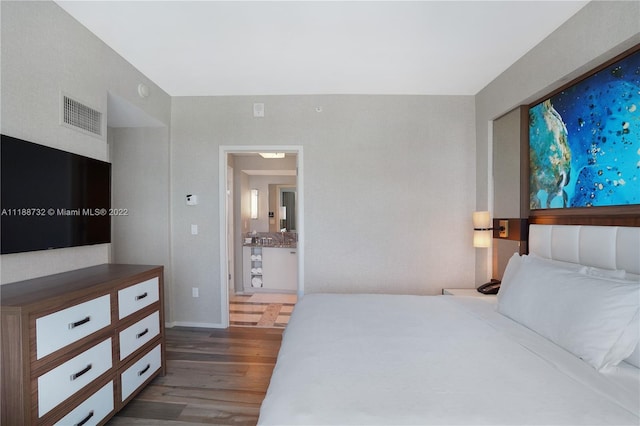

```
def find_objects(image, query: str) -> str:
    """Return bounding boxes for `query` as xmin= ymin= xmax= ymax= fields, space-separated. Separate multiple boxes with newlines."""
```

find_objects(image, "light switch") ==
xmin=253 ymin=103 xmax=264 ymax=117
xmin=191 ymin=224 xmax=198 ymax=235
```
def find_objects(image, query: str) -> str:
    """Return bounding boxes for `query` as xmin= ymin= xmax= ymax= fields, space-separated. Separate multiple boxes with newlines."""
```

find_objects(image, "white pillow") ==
xmin=527 ymin=253 xmax=629 ymax=280
xmin=625 ymin=343 xmax=640 ymax=369
xmin=498 ymin=253 xmax=582 ymax=301
xmin=526 ymin=252 xmax=584 ymax=272
xmin=499 ymin=254 xmax=585 ymax=301
xmin=497 ymin=259 xmax=640 ymax=370
xmin=581 ymin=266 xmax=627 ymax=280
xmin=576 ymin=268 xmax=638 ymax=367
xmin=496 ymin=252 xmax=522 ymax=301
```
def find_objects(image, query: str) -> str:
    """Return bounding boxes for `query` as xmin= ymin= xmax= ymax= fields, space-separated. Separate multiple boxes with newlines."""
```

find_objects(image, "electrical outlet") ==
xmin=499 ymin=220 xmax=509 ymax=238
xmin=192 ymin=287 xmax=199 ymax=298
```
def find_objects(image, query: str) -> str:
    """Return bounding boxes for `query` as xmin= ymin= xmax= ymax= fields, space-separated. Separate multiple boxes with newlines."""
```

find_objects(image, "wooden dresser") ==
xmin=1 ymin=264 xmax=165 ymax=425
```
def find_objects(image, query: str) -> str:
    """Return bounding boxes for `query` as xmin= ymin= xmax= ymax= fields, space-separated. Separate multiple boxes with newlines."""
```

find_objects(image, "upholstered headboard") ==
xmin=528 ymin=224 xmax=640 ymax=278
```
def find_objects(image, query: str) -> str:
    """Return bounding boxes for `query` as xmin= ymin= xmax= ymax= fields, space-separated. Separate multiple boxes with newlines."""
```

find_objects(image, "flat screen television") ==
xmin=1 ymin=134 xmax=111 ymax=254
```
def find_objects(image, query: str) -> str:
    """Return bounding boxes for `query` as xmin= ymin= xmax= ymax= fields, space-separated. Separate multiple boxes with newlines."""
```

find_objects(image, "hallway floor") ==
xmin=229 ymin=293 xmax=297 ymax=328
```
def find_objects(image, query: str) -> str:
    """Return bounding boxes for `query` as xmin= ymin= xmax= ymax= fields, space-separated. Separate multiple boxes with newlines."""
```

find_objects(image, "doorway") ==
xmin=218 ymin=146 xmax=304 ymax=328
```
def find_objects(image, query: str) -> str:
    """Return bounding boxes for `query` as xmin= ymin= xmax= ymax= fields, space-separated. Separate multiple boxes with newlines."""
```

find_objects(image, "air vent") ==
xmin=62 ymin=95 xmax=103 ymax=137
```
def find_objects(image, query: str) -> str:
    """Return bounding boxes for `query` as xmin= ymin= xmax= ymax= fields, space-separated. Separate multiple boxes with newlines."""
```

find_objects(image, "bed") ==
xmin=258 ymin=224 xmax=640 ymax=425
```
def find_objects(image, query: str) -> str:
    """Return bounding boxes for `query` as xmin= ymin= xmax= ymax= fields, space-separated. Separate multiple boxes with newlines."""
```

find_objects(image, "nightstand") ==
xmin=442 ymin=288 xmax=497 ymax=300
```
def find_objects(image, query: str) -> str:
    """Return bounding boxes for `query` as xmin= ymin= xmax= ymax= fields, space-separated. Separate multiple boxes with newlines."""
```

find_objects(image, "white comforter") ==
xmin=259 ymin=294 xmax=640 ymax=425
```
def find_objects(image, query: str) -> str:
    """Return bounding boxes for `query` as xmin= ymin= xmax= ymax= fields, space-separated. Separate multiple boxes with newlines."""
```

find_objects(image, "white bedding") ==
xmin=259 ymin=294 xmax=640 ymax=425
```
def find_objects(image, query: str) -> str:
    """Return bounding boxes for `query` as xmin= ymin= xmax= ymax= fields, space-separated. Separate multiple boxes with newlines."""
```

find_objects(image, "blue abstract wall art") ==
xmin=529 ymin=48 xmax=639 ymax=209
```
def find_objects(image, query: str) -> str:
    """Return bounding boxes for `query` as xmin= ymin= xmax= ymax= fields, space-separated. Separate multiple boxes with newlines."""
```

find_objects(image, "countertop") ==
xmin=243 ymin=244 xmax=297 ymax=249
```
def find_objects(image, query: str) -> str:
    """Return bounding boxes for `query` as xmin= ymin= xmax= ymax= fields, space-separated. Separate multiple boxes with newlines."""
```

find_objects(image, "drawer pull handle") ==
xmin=68 ymin=316 xmax=91 ymax=329
xmin=136 ymin=328 xmax=149 ymax=339
xmin=135 ymin=292 xmax=148 ymax=301
xmin=138 ymin=363 xmax=151 ymax=376
xmin=70 ymin=364 xmax=92 ymax=381
xmin=75 ymin=410 xmax=94 ymax=426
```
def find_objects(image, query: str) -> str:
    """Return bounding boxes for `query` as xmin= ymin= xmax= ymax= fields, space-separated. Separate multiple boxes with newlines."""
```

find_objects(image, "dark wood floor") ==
xmin=108 ymin=326 xmax=283 ymax=425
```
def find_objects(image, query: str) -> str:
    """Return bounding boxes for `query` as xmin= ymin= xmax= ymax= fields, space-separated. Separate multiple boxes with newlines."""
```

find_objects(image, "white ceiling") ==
xmin=55 ymin=1 xmax=588 ymax=97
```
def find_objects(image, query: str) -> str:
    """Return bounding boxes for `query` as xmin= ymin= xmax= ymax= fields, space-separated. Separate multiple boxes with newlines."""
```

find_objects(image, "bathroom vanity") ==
xmin=243 ymin=245 xmax=297 ymax=292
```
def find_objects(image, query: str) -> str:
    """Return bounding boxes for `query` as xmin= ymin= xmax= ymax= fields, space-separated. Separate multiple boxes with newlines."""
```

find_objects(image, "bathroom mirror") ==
xmin=269 ymin=184 xmax=296 ymax=232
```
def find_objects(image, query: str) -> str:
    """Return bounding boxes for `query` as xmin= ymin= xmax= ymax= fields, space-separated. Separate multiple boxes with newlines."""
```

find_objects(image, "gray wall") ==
xmin=492 ymin=108 xmax=523 ymax=279
xmin=493 ymin=108 xmax=522 ymax=219
xmin=110 ymin=127 xmax=172 ymax=320
xmin=475 ymin=0 xmax=640 ymax=283
xmin=171 ymin=95 xmax=476 ymax=326
xmin=0 ymin=1 xmax=171 ymax=284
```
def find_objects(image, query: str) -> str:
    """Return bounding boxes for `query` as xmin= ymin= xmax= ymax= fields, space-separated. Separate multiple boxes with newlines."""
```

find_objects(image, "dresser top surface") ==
xmin=1 ymin=264 xmax=163 ymax=307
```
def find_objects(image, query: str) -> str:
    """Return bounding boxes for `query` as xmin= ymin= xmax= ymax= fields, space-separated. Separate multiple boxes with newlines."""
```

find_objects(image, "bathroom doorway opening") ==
xmin=219 ymin=146 xmax=304 ymax=328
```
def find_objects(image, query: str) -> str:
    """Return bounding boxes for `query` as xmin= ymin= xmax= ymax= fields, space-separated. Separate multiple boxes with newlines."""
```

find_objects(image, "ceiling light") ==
xmin=259 ymin=153 xmax=285 ymax=159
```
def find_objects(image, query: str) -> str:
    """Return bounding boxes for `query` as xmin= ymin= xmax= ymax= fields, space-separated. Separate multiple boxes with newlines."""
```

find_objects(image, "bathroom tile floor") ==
xmin=230 ymin=293 xmax=297 ymax=328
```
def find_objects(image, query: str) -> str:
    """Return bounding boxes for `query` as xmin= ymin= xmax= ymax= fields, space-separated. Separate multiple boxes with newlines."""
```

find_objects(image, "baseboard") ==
xmin=165 ymin=321 xmax=226 ymax=329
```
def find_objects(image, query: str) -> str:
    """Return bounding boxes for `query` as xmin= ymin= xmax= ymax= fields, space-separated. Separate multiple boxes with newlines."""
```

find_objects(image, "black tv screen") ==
xmin=1 ymin=135 xmax=111 ymax=254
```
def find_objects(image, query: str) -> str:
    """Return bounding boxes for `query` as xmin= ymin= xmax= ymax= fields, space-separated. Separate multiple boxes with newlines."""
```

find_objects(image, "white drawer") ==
xmin=38 ymin=338 xmax=113 ymax=417
xmin=119 ymin=311 xmax=160 ymax=360
xmin=121 ymin=344 xmax=162 ymax=401
xmin=36 ymin=294 xmax=111 ymax=359
xmin=54 ymin=381 xmax=114 ymax=426
xmin=118 ymin=277 xmax=159 ymax=319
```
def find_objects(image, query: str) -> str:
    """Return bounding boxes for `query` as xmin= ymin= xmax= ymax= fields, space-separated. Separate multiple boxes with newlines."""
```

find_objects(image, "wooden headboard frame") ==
xmin=528 ymin=207 xmax=640 ymax=228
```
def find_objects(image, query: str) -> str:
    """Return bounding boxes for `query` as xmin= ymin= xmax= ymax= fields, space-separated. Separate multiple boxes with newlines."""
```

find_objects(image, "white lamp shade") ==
xmin=473 ymin=230 xmax=492 ymax=248
xmin=279 ymin=206 xmax=286 ymax=220
xmin=473 ymin=211 xmax=492 ymax=248
xmin=472 ymin=211 xmax=491 ymax=229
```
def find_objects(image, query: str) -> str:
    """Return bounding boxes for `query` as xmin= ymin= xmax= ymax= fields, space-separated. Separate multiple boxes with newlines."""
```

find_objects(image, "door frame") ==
xmin=226 ymin=165 xmax=235 ymax=295
xmin=218 ymin=145 xmax=304 ymax=328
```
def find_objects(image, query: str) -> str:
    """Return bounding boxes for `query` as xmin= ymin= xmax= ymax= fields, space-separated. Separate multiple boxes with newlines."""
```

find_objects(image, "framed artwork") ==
xmin=528 ymin=45 xmax=639 ymax=210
